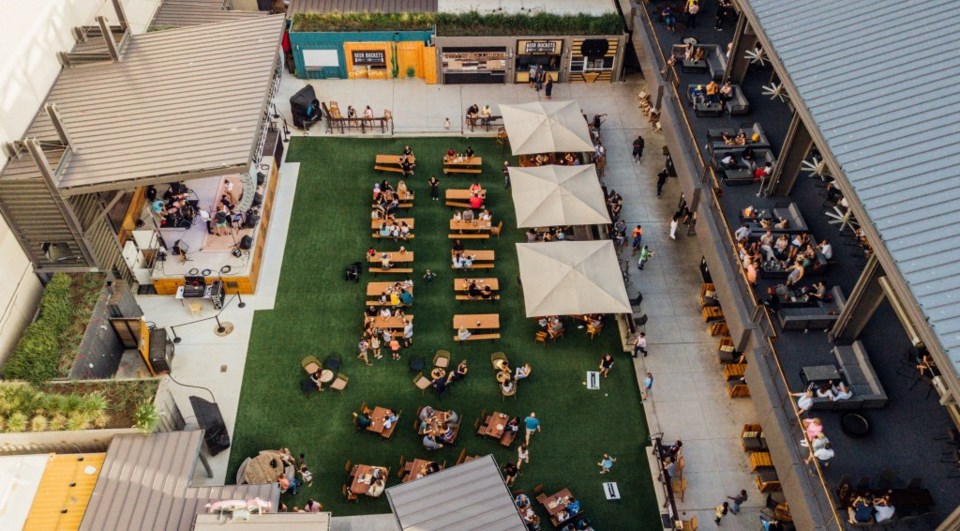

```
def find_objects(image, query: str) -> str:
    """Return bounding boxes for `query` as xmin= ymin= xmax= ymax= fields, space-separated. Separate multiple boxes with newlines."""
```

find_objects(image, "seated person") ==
xmin=402 ymin=145 xmax=414 ymax=157
xmin=505 ymin=416 xmax=520 ymax=434
xmin=719 ymin=81 xmax=734 ymax=100
xmin=705 ymin=80 xmax=719 ymax=103
xmin=565 ymin=497 xmax=581 ymax=516
xmin=467 ymin=281 xmax=483 ymax=298
xmin=399 ymin=222 xmax=411 ymax=239
xmin=469 ymin=181 xmax=483 ymax=194
xmin=363 ymin=105 xmax=374 ymax=119
xmin=831 ymin=381 xmax=853 ymax=401
xmin=917 ymin=354 xmax=940 ymax=377
xmin=379 ymin=306 xmax=393 ymax=318
xmin=469 ymin=193 xmax=484 ymax=209
xmin=453 ymin=252 xmax=466 ymax=269
xmin=366 ymin=305 xmax=379 ymax=317
xmin=480 ymin=104 xmax=492 ymax=119
xmin=873 ymin=495 xmax=895 ymax=523
xmin=515 ymin=493 xmax=531 ymax=510
xmin=354 ymin=410 xmax=373 ymax=430
xmin=378 ymin=222 xmax=391 ymax=238
xmin=742 ymin=146 xmax=755 ymax=161
xmin=848 ymin=496 xmax=873 ymax=524
xmin=526 ymin=228 xmax=540 ymax=242
xmin=452 ymin=210 xmax=463 ymax=222
xmin=368 ymin=478 xmax=385 ymax=497
xmin=719 ymin=153 xmax=737 ymax=168
xmin=446 ymin=147 xmax=457 ymax=158
xmin=807 ymin=281 xmax=828 ymax=300
xmin=515 ymin=363 xmax=532 ymax=380
xmin=419 ymin=405 xmax=435 ymax=421
xmin=399 ymin=289 xmax=414 ymax=306
xmin=382 ymin=410 xmax=398 ymax=431
xmin=457 ymin=325 xmax=472 ymax=341
xmin=479 ymin=209 xmax=492 ymax=222
xmin=396 ymin=179 xmax=409 ymax=198
xmin=347 ymin=105 xmax=357 ymax=118
xmin=660 ymin=439 xmax=683 ymax=459
xmin=818 ymin=239 xmax=833 ymax=260
xmin=309 ymin=370 xmax=326 ymax=392
xmin=480 ymin=285 xmax=494 ymax=300
xmin=466 ymin=104 xmax=479 ymax=118
xmin=465 ymin=146 xmax=475 ymax=158
xmin=462 ymin=209 xmax=475 ymax=223
xmin=692 ymin=46 xmax=706 ymax=62
xmin=742 ymin=205 xmax=757 ymax=219
xmin=534 ymin=154 xmax=547 ymax=166
xmin=440 ymin=424 xmax=457 ymax=444
xmin=380 ymin=253 xmax=392 ymax=270
xmin=563 ymin=152 xmax=576 ymax=165
xmin=450 ymin=360 xmax=468 ymax=382
xmin=422 ymin=434 xmax=444 ymax=450
xmin=462 ymin=255 xmax=475 ymax=268
xmin=401 ymin=158 xmax=413 ymax=175
xmin=452 ymin=239 xmax=465 ymax=252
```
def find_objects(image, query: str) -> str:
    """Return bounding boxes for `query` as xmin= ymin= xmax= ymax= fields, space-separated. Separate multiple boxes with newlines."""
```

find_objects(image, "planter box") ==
xmin=0 ymin=427 xmax=144 ymax=455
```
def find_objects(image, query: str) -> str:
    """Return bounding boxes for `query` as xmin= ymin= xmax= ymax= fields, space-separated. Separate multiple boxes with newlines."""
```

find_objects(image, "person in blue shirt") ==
xmin=565 ymin=497 xmax=581 ymax=515
xmin=523 ymin=412 xmax=541 ymax=445
xmin=399 ymin=289 xmax=414 ymax=306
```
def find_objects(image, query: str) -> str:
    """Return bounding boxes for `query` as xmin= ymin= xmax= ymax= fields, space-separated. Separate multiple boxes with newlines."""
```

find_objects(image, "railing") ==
xmin=652 ymin=436 xmax=682 ymax=527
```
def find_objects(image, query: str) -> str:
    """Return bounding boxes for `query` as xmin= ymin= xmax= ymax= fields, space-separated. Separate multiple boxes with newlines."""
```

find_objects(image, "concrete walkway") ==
xmin=136 ymin=69 xmax=763 ymax=528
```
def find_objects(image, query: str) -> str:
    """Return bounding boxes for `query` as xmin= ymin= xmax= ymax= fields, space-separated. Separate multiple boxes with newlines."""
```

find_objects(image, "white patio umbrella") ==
xmin=508 ymin=164 xmax=610 ymax=228
xmin=516 ymin=240 xmax=631 ymax=317
xmin=499 ymin=100 xmax=595 ymax=155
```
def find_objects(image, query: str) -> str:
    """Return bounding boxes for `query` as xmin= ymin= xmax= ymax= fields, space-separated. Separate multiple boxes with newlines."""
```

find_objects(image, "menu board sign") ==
xmin=520 ymin=40 xmax=562 ymax=55
xmin=352 ymin=50 xmax=386 ymax=65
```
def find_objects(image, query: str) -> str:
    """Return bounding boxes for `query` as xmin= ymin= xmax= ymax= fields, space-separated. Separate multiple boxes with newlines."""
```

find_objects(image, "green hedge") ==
xmin=2 ymin=274 xmax=74 ymax=384
xmin=291 ymin=11 xmax=623 ymax=36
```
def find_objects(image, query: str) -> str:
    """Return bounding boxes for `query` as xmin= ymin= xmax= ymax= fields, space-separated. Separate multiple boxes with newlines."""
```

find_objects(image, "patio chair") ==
xmin=433 ymin=350 xmax=451 ymax=369
xmin=456 ymin=448 xmax=467 ymax=465
xmin=587 ymin=323 xmax=604 ymax=339
xmin=491 ymin=352 xmax=508 ymax=370
xmin=324 ymin=354 xmax=342 ymax=371
xmin=413 ymin=373 xmax=432 ymax=394
xmin=301 ymin=356 xmax=321 ymax=374
xmin=409 ymin=356 xmax=426 ymax=373
xmin=535 ymin=331 xmax=548 ymax=345
xmin=329 ymin=374 xmax=349 ymax=394
xmin=344 ymin=459 xmax=352 ymax=473
xmin=491 ymin=221 xmax=504 ymax=238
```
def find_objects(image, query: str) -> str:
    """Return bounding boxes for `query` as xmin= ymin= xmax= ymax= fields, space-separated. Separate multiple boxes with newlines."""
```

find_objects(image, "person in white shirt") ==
xmin=633 ymin=332 xmax=648 ymax=358
xmin=818 ymin=239 xmax=833 ymax=260
xmin=831 ymin=381 xmax=853 ymax=401
xmin=806 ymin=442 xmax=834 ymax=466
xmin=363 ymin=106 xmax=374 ymax=119
xmin=734 ymin=224 xmax=751 ymax=241
xmin=791 ymin=387 xmax=815 ymax=414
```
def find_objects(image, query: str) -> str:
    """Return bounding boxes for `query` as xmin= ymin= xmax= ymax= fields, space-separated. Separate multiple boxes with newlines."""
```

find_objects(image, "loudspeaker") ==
xmin=239 ymin=235 xmax=253 ymax=250
xmin=244 ymin=210 xmax=260 ymax=229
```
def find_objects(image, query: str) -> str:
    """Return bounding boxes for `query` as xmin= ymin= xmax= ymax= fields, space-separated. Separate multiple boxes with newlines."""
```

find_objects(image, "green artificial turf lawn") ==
xmin=227 ymin=136 xmax=659 ymax=527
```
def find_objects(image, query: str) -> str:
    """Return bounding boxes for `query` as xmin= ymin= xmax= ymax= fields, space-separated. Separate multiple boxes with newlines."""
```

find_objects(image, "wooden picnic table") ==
xmin=375 ymin=154 xmax=416 ymax=168
xmin=242 ymin=450 xmax=285 ymax=485
xmin=454 ymin=278 xmax=500 ymax=291
xmin=367 ymin=282 xmax=414 ymax=297
xmin=451 ymin=250 xmax=495 ymax=262
xmin=453 ymin=314 xmax=500 ymax=330
xmin=372 ymin=218 xmax=415 ymax=230
xmin=349 ymin=464 xmax=387 ymax=498
xmin=446 ymin=188 xmax=486 ymax=200
xmin=369 ymin=314 xmax=414 ymax=330
xmin=402 ymin=458 xmax=435 ymax=483
xmin=367 ymin=251 xmax=415 ymax=263
xmin=478 ymin=411 xmax=510 ymax=439
xmin=366 ymin=406 xmax=398 ymax=438
xmin=450 ymin=219 xmax=492 ymax=232
xmin=539 ymin=488 xmax=576 ymax=526
xmin=443 ymin=156 xmax=482 ymax=175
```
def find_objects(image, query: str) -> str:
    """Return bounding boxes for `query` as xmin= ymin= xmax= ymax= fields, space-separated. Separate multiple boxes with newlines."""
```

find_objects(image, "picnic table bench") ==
xmin=477 ymin=411 xmax=510 ymax=439
xmin=366 ymin=282 xmax=412 ymax=298
xmin=450 ymin=219 xmax=492 ymax=233
xmin=538 ymin=488 xmax=577 ymax=527
xmin=453 ymin=313 xmax=501 ymax=342
xmin=366 ymin=406 xmax=398 ymax=438
xmin=368 ymin=251 xmax=414 ymax=274
xmin=347 ymin=464 xmax=388 ymax=499
xmin=369 ymin=314 xmax=414 ymax=330
xmin=454 ymin=278 xmax=500 ymax=301
xmin=452 ymin=250 xmax=495 ymax=270
xmin=401 ymin=458 xmax=436 ymax=483
xmin=445 ymin=188 xmax=486 ymax=208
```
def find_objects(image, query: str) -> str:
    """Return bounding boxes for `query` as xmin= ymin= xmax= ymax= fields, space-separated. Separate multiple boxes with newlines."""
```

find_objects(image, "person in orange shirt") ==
xmin=631 ymin=225 xmax=644 ymax=255
xmin=705 ymin=80 xmax=719 ymax=103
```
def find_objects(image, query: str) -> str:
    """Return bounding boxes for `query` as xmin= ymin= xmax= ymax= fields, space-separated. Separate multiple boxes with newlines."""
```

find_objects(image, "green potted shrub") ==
xmin=133 ymin=402 xmax=159 ymax=432
xmin=406 ymin=66 xmax=416 ymax=78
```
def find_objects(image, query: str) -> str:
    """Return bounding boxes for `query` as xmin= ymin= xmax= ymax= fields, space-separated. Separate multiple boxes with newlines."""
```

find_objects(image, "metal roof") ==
xmin=193 ymin=512 xmax=332 ymax=530
xmin=79 ymin=431 xmax=279 ymax=531
xmin=152 ymin=0 xmax=267 ymax=28
xmin=744 ymin=0 xmax=960 ymax=369
xmin=288 ymin=0 xmax=438 ymax=14
xmin=1 ymin=15 xmax=284 ymax=194
xmin=24 ymin=453 xmax=105 ymax=531
xmin=385 ymin=455 xmax=526 ymax=531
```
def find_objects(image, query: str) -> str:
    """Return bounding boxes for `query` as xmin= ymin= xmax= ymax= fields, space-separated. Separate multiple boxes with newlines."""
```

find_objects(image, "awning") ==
xmin=499 ymin=100 xmax=595 ymax=155
xmin=516 ymin=240 xmax=632 ymax=317
xmin=508 ymin=164 xmax=610 ymax=228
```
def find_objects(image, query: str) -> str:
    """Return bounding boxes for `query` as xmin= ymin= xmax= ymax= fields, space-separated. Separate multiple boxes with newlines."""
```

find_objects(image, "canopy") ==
xmin=516 ymin=240 xmax=631 ymax=317
xmin=499 ymin=100 xmax=595 ymax=155
xmin=508 ymin=164 xmax=610 ymax=228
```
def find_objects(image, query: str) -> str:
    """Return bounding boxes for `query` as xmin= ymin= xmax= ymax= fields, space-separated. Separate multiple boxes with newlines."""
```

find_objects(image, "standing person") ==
xmin=642 ymin=372 xmax=654 ymax=400
xmin=502 ymin=462 xmax=519 ymax=486
xmin=656 ymin=169 xmax=669 ymax=198
xmin=632 ymin=135 xmax=645 ymax=162
xmin=630 ymin=225 xmax=644 ymax=255
xmin=523 ymin=412 xmax=541 ymax=445
xmin=685 ymin=0 xmax=700 ymax=29
xmin=517 ymin=443 xmax=530 ymax=470
xmin=528 ymin=64 xmax=537 ymax=87
xmin=544 ymin=76 xmax=553 ymax=99
xmin=727 ymin=490 xmax=748 ymax=514
xmin=599 ymin=353 xmax=615 ymax=377
xmin=638 ymin=245 xmax=654 ymax=270
xmin=357 ymin=338 xmax=372 ymax=366
xmin=535 ymin=65 xmax=544 ymax=92
xmin=633 ymin=332 xmax=648 ymax=358
xmin=669 ymin=213 xmax=680 ymax=240
xmin=428 ymin=175 xmax=440 ymax=200
xmin=503 ymin=161 xmax=511 ymax=189
xmin=402 ymin=319 xmax=413 ymax=347
xmin=715 ymin=501 xmax=729 ymax=525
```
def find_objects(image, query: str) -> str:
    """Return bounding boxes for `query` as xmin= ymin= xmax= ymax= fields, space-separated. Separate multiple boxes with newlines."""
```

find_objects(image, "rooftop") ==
xmin=1 ymin=15 xmax=285 ymax=194
xmin=151 ymin=0 xmax=267 ymax=29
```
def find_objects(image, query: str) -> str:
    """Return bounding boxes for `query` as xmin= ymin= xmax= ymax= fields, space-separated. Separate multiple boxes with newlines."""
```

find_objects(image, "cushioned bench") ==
xmin=761 ymin=249 xmax=830 ymax=280
xmin=718 ymin=149 xmax=777 ymax=185
xmin=703 ymin=44 xmax=727 ymax=81
xmin=811 ymin=340 xmax=887 ymax=410
xmin=726 ymin=85 xmax=750 ymax=115
xmin=777 ymin=286 xmax=846 ymax=331
xmin=747 ymin=203 xmax=809 ymax=236
xmin=707 ymin=123 xmax=770 ymax=151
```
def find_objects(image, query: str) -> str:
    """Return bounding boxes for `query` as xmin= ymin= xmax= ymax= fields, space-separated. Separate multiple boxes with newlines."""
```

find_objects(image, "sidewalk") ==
xmin=137 ymin=70 xmax=764 ymax=527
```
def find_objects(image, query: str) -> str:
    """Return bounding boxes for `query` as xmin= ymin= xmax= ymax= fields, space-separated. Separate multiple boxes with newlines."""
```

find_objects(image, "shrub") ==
xmin=290 ymin=11 xmax=623 ymax=36
xmin=2 ymin=274 xmax=74 ymax=384
xmin=67 ymin=412 xmax=90 ymax=431
xmin=30 ymin=415 xmax=48 ymax=432
xmin=6 ymin=412 xmax=28 ymax=433
xmin=49 ymin=414 xmax=67 ymax=431
xmin=406 ymin=66 xmax=416 ymax=78
xmin=133 ymin=402 xmax=159 ymax=432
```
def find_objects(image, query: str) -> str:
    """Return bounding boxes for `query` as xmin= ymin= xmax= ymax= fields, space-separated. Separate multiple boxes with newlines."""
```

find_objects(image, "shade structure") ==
xmin=500 ymin=100 xmax=595 ymax=155
xmin=508 ymin=164 xmax=611 ymax=228
xmin=516 ymin=240 xmax=632 ymax=317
